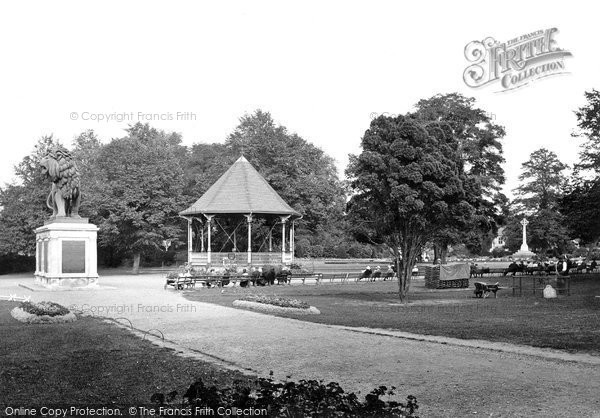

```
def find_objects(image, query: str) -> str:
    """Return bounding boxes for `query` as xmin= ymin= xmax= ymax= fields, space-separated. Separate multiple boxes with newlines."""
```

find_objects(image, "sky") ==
xmin=0 ymin=0 xmax=597 ymax=197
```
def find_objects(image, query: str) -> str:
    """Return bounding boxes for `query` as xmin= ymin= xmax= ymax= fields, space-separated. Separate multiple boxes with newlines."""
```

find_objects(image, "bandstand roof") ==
xmin=180 ymin=156 xmax=301 ymax=217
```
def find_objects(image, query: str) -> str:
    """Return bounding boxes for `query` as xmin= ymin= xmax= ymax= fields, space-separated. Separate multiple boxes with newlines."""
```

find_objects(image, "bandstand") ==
xmin=179 ymin=156 xmax=301 ymax=268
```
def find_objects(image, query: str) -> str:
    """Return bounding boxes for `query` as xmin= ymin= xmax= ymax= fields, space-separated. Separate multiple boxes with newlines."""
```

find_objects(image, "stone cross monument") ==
xmin=520 ymin=218 xmax=530 ymax=252
xmin=513 ymin=217 xmax=535 ymax=259
xmin=34 ymin=145 xmax=99 ymax=288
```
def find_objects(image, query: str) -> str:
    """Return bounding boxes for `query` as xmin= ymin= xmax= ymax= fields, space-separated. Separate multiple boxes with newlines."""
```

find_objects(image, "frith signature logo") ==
xmin=463 ymin=28 xmax=572 ymax=92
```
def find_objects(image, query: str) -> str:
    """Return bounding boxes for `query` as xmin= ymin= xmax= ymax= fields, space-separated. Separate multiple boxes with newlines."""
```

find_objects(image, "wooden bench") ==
xmin=470 ymin=267 xmax=505 ymax=278
xmin=165 ymin=274 xmax=250 ymax=289
xmin=287 ymin=273 xmax=323 ymax=285
xmin=473 ymin=281 xmax=501 ymax=298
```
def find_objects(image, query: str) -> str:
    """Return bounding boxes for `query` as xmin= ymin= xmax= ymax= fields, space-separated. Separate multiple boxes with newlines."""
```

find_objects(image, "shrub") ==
xmin=311 ymin=245 xmax=324 ymax=258
xmin=295 ymin=238 xmax=311 ymax=258
xmin=152 ymin=375 xmax=419 ymax=417
xmin=490 ymin=247 xmax=506 ymax=258
xmin=20 ymin=301 xmax=70 ymax=317
xmin=0 ymin=254 xmax=35 ymax=274
xmin=348 ymin=243 xmax=372 ymax=259
xmin=334 ymin=243 xmax=350 ymax=259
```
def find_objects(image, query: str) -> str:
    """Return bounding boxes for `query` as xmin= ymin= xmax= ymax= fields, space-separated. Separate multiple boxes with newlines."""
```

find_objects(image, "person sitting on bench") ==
xmin=359 ymin=266 xmax=372 ymax=281
xmin=504 ymin=261 xmax=519 ymax=276
xmin=384 ymin=265 xmax=395 ymax=280
xmin=588 ymin=260 xmax=597 ymax=273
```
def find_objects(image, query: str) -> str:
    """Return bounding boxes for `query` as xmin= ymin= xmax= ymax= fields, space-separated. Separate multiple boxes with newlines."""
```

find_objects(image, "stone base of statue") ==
xmin=34 ymin=217 xmax=99 ymax=288
xmin=512 ymin=243 xmax=536 ymax=260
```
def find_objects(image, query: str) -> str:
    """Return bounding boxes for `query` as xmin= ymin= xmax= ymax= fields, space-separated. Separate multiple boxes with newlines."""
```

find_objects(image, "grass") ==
xmin=183 ymin=274 xmax=600 ymax=355
xmin=0 ymin=300 xmax=253 ymax=407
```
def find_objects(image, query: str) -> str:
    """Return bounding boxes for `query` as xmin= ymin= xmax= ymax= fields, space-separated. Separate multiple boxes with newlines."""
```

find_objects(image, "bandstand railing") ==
xmin=189 ymin=251 xmax=293 ymax=267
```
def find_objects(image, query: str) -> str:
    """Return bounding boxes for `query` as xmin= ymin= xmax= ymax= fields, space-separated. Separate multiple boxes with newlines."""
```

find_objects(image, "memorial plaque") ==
xmin=62 ymin=240 xmax=86 ymax=274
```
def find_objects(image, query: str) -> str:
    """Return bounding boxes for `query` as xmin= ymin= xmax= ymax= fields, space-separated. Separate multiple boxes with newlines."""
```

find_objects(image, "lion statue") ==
xmin=40 ymin=145 xmax=81 ymax=218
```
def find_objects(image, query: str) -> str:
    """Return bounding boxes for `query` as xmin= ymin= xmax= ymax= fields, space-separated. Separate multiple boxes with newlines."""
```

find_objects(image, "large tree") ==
xmin=0 ymin=136 xmax=56 ymax=257
xmin=561 ymin=180 xmax=600 ymax=246
xmin=572 ymin=89 xmax=600 ymax=174
xmin=513 ymin=148 xmax=567 ymax=212
xmin=71 ymin=130 xmax=104 ymax=223
xmin=505 ymin=148 xmax=569 ymax=256
xmin=347 ymin=114 xmax=477 ymax=301
xmin=411 ymin=93 xmax=506 ymax=260
xmin=560 ymin=89 xmax=600 ymax=246
xmin=94 ymin=123 xmax=188 ymax=273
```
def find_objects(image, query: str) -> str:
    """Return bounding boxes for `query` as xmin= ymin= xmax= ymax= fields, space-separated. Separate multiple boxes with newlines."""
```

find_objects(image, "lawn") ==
xmin=0 ymin=300 xmax=253 ymax=408
xmin=182 ymin=274 xmax=600 ymax=354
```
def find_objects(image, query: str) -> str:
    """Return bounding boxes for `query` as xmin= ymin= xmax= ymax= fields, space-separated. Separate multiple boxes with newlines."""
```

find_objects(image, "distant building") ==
xmin=489 ymin=227 xmax=506 ymax=253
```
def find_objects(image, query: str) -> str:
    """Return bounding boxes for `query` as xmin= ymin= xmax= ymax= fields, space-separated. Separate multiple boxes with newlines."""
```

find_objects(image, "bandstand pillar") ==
xmin=200 ymin=222 xmax=205 ymax=252
xmin=187 ymin=218 xmax=192 ymax=263
xmin=280 ymin=216 xmax=290 ymax=263
xmin=245 ymin=214 xmax=253 ymax=264
xmin=204 ymin=214 xmax=213 ymax=265
xmin=291 ymin=220 xmax=295 ymax=262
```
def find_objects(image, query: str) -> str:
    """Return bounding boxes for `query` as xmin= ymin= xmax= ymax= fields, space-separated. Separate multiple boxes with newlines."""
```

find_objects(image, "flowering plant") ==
xmin=20 ymin=301 xmax=70 ymax=317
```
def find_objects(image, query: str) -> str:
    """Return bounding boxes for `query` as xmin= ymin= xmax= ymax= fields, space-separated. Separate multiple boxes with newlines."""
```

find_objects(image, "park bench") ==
xmin=165 ymin=274 xmax=257 ymax=289
xmin=287 ymin=272 xmax=323 ymax=285
xmin=470 ymin=267 xmax=489 ymax=278
xmin=524 ymin=266 xmax=547 ymax=275
xmin=473 ymin=281 xmax=501 ymax=298
xmin=324 ymin=273 xmax=354 ymax=283
xmin=470 ymin=267 xmax=505 ymax=278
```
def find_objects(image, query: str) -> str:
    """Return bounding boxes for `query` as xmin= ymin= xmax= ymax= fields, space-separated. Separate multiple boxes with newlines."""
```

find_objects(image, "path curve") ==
xmin=3 ymin=273 xmax=600 ymax=417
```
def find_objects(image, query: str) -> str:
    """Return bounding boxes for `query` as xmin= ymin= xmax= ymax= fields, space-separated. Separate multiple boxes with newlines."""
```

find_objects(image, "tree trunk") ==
xmin=132 ymin=252 xmax=141 ymax=274
xmin=434 ymin=243 xmax=448 ymax=264
xmin=441 ymin=247 xmax=448 ymax=264
xmin=398 ymin=238 xmax=420 ymax=303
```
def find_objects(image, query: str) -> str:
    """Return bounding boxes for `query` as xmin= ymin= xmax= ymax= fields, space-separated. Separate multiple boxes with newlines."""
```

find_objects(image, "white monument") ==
xmin=34 ymin=145 xmax=99 ymax=288
xmin=512 ymin=218 xmax=536 ymax=259
xmin=35 ymin=218 xmax=99 ymax=287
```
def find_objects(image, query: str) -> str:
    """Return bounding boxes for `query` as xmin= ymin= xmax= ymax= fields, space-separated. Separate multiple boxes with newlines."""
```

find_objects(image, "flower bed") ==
xmin=239 ymin=294 xmax=310 ymax=309
xmin=233 ymin=295 xmax=320 ymax=315
xmin=11 ymin=301 xmax=77 ymax=324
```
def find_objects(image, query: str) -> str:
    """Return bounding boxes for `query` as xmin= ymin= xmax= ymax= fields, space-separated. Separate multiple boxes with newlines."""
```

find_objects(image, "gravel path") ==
xmin=3 ymin=273 xmax=600 ymax=417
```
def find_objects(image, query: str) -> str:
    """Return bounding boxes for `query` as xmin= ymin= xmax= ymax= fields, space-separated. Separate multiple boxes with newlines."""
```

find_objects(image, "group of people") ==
xmin=192 ymin=265 xmax=290 ymax=288
xmin=501 ymin=256 xmax=598 ymax=276
xmin=359 ymin=265 xmax=399 ymax=281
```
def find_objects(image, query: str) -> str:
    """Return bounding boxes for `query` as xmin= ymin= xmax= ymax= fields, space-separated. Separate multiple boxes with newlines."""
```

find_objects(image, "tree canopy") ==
xmin=503 ymin=148 xmax=569 ymax=256
xmin=513 ymin=148 xmax=568 ymax=213
xmin=573 ymin=89 xmax=600 ymax=174
xmin=560 ymin=89 xmax=600 ymax=246
xmin=0 ymin=136 xmax=56 ymax=256
xmin=347 ymin=114 xmax=476 ymax=301
xmin=411 ymin=93 xmax=506 ymax=259
xmin=92 ymin=123 xmax=188 ymax=272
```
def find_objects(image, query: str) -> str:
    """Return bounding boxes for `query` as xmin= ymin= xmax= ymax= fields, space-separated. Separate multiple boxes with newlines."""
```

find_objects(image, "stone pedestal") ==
xmin=34 ymin=218 xmax=99 ymax=288
xmin=512 ymin=249 xmax=536 ymax=259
